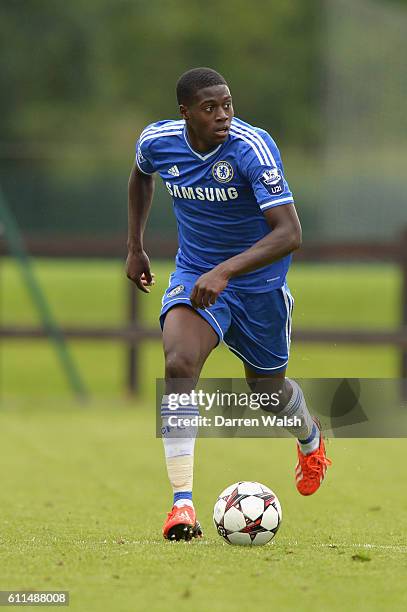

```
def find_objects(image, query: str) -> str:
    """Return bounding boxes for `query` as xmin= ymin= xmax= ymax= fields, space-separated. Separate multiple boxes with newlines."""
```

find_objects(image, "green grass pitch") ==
xmin=0 ymin=259 xmax=406 ymax=611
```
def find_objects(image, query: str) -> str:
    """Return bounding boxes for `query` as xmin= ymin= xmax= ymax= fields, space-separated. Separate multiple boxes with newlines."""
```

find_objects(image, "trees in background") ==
xmin=0 ymin=0 xmax=321 ymax=147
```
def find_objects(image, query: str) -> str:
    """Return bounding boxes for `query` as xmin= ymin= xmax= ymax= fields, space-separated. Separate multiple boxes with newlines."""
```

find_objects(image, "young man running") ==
xmin=126 ymin=67 xmax=331 ymax=541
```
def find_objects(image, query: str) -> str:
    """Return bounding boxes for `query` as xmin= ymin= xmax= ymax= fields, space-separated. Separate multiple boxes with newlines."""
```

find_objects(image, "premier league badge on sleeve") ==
xmin=260 ymin=168 xmax=284 ymax=195
xmin=212 ymin=161 xmax=234 ymax=183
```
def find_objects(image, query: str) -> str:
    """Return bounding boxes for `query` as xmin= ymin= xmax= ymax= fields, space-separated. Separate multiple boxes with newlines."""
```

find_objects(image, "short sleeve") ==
xmin=135 ymin=129 xmax=156 ymax=175
xmin=240 ymin=129 xmax=294 ymax=212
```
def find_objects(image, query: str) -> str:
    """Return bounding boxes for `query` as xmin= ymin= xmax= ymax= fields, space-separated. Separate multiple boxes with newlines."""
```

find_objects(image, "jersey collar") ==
xmin=183 ymin=127 xmax=224 ymax=161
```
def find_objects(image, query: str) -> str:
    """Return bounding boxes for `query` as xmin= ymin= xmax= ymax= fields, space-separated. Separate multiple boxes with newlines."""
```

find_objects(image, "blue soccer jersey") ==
xmin=135 ymin=116 xmax=294 ymax=292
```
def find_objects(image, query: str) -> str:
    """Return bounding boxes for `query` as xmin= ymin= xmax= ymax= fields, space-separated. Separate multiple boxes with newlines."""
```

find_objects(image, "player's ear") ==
xmin=179 ymin=104 xmax=189 ymax=120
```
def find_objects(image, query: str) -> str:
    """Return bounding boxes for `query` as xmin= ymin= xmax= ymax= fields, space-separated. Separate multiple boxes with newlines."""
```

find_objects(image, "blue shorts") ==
xmin=159 ymin=268 xmax=294 ymax=374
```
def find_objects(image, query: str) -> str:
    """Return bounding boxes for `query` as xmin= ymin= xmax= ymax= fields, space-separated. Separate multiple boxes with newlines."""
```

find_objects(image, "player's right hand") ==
xmin=125 ymin=250 xmax=155 ymax=293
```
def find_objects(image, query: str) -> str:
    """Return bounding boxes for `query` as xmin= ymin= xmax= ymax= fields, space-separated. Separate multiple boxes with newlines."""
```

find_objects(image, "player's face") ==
xmin=180 ymin=84 xmax=234 ymax=152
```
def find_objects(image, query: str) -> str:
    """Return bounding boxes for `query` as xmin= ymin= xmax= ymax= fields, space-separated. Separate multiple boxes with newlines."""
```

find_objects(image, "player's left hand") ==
xmin=190 ymin=269 xmax=229 ymax=309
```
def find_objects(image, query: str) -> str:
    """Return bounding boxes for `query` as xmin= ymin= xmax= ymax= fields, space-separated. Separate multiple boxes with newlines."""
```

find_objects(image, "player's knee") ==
xmin=165 ymin=350 xmax=200 ymax=380
xmin=246 ymin=377 xmax=292 ymax=413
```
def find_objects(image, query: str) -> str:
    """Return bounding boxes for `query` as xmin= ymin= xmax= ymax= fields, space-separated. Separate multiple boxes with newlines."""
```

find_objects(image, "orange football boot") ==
xmin=295 ymin=421 xmax=332 ymax=496
xmin=163 ymin=505 xmax=203 ymax=541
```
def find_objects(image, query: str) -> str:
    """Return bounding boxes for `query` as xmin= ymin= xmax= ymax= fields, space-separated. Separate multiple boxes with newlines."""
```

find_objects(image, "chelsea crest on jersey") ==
xmin=135 ymin=117 xmax=295 ymax=292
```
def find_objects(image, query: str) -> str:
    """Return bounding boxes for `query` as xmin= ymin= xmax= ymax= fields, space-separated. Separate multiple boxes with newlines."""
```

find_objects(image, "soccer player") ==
xmin=126 ymin=68 xmax=331 ymax=541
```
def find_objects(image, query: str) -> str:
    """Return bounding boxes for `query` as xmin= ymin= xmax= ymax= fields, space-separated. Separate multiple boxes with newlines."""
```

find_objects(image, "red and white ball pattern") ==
xmin=213 ymin=481 xmax=282 ymax=546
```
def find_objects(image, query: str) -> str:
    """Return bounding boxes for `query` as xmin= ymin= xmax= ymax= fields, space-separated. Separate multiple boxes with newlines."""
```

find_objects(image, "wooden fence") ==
xmin=1 ymin=231 xmax=407 ymax=395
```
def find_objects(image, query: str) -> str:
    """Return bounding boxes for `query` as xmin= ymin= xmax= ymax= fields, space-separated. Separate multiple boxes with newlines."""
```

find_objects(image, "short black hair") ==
xmin=176 ymin=67 xmax=227 ymax=105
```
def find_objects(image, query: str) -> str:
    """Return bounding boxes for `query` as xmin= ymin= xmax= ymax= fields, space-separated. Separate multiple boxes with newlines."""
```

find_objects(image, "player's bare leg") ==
xmin=161 ymin=305 xmax=218 ymax=540
xmin=244 ymin=366 xmax=331 ymax=496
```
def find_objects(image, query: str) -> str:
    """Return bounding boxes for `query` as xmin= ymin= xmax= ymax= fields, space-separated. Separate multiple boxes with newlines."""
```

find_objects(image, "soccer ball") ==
xmin=213 ymin=481 xmax=282 ymax=546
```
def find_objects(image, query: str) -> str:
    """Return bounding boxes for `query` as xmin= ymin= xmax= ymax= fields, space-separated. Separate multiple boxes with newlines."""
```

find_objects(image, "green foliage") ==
xmin=1 ymin=1 xmax=405 ymax=242
xmin=0 ymin=0 xmax=323 ymax=239
xmin=0 ymin=0 xmax=322 ymax=145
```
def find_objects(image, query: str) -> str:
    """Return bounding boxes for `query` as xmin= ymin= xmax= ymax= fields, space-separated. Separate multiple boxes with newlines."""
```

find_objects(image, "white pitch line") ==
xmin=6 ymin=539 xmax=407 ymax=552
xmin=284 ymin=541 xmax=407 ymax=552
xmin=91 ymin=539 xmax=407 ymax=552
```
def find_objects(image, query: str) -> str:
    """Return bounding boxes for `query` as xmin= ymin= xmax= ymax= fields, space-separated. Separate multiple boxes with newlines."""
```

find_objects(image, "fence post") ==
xmin=0 ymin=185 xmax=87 ymax=399
xmin=401 ymin=228 xmax=407 ymax=401
xmin=127 ymin=282 xmax=139 ymax=395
